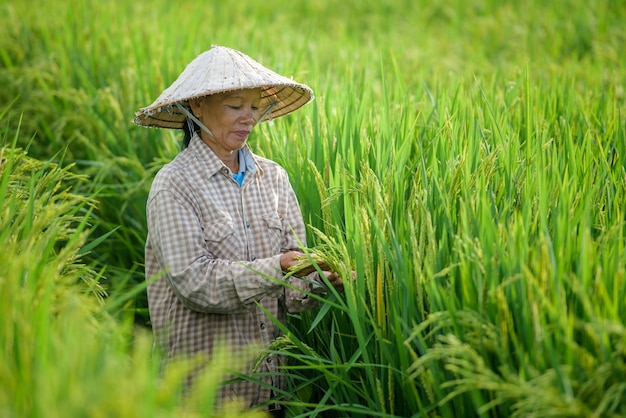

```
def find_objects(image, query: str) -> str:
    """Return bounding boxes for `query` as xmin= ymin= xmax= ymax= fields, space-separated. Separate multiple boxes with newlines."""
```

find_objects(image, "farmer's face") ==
xmin=190 ymin=88 xmax=262 ymax=156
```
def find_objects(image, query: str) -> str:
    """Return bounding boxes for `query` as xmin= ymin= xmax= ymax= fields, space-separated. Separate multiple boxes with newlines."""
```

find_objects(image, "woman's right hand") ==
xmin=280 ymin=251 xmax=346 ymax=291
xmin=280 ymin=251 xmax=330 ymax=276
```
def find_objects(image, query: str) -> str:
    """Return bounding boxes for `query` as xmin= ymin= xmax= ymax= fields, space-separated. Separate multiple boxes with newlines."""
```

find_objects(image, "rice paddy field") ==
xmin=1 ymin=0 xmax=625 ymax=416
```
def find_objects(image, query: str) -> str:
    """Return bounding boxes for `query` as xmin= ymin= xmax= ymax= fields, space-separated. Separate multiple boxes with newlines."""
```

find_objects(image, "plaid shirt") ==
xmin=145 ymin=134 xmax=319 ymax=409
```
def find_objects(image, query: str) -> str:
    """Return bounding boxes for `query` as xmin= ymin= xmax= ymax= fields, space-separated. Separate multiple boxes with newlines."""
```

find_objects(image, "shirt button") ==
xmin=260 ymin=323 xmax=266 ymax=330
xmin=251 ymin=255 xmax=256 ymax=261
xmin=246 ymin=222 xmax=251 ymax=228
xmin=266 ymin=357 xmax=272 ymax=363
xmin=222 ymin=167 xmax=229 ymax=175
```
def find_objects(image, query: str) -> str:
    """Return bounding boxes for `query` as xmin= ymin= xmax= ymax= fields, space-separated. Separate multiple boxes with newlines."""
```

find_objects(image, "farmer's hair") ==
xmin=182 ymin=118 xmax=200 ymax=149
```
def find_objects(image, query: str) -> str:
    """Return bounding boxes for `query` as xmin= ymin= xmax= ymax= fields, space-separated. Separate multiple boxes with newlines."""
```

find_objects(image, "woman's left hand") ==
xmin=322 ymin=271 xmax=344 ymax=292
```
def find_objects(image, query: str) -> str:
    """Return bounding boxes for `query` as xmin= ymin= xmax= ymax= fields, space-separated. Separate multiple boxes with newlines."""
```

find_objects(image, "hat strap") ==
xmin=175 ymin=103 xmax=215 ymax=139
xmin=257 ymin=101 xmax=278 ymax=124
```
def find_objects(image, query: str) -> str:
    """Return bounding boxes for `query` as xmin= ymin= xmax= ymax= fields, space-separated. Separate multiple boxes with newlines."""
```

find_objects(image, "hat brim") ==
xmin=133 ymin=83 xmax=313 ymax=129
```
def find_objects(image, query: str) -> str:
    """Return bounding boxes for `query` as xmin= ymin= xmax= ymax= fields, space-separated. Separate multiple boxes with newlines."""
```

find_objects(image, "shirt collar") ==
xmin=188 ymin=133 xmax=260 ymax=177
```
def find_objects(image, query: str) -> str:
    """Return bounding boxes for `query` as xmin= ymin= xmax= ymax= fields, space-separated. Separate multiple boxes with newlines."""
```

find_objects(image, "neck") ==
xmin=199 ymin=133 xmax=240 ymax=172
xmin=217 ymin=148 xmax=239 ymax=173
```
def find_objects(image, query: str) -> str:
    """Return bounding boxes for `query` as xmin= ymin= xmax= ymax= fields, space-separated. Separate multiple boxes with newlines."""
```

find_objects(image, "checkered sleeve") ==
xmin=148 ymin=189 xmax=287 ymax=314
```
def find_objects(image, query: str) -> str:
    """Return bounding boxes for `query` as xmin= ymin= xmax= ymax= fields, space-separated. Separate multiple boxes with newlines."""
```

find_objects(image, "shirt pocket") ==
xmin=262 ymin=212 xmax=284 ymax=253
xmin=202 ymin=217 xmax=235 ymax=244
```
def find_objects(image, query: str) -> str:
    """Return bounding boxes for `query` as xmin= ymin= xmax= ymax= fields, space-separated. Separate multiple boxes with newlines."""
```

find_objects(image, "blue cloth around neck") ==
xmin=232 ymin=149 xmax=247 ymax=187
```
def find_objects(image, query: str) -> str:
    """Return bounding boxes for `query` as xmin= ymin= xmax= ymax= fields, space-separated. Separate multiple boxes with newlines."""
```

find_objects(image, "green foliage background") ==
xmin=1 ymin=0 xmax=625 ymax=416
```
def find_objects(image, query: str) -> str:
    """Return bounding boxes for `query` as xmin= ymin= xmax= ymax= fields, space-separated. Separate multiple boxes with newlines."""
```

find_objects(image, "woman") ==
xmin=133 ymin=46 xmax=343 ymax=414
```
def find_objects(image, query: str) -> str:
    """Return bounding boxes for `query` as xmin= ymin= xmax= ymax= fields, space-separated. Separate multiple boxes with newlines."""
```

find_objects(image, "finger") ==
xmin=294 ymin=261 xmax=331 ymax=276
xmin=322 ymin=271 xmax=344 ymax=291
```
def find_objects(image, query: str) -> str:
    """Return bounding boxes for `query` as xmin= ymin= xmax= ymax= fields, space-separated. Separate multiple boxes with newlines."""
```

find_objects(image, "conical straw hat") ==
xmin=133 ymin=45 xmax=314 ymax=129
